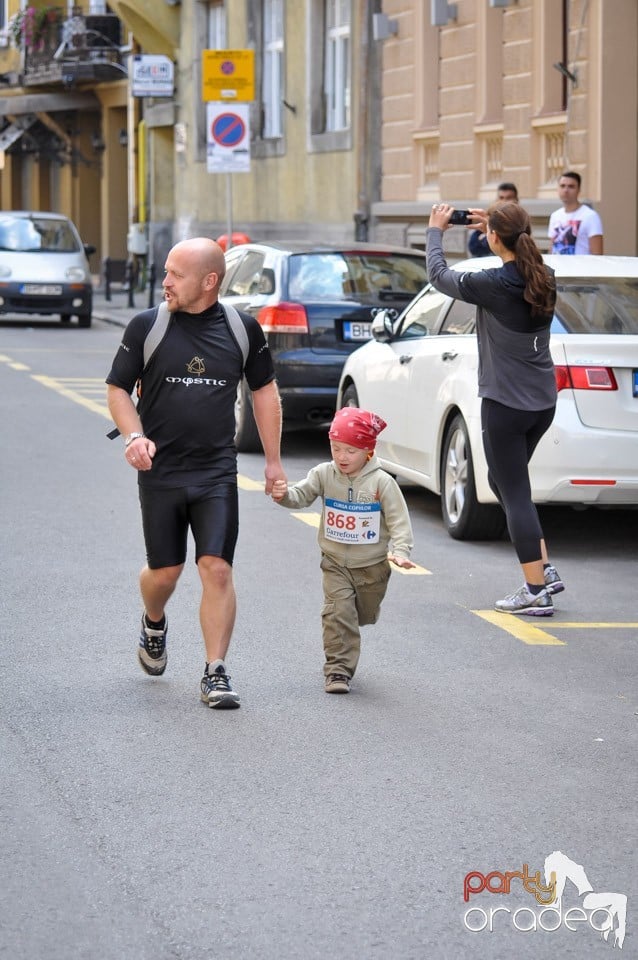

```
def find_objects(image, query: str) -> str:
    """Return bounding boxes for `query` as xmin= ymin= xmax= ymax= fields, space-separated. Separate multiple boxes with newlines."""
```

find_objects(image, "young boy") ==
xmin=271 ymin=407 xmax=415 ymax=693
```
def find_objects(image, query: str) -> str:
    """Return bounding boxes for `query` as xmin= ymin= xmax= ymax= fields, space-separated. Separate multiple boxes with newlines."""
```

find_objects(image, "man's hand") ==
xmin=125 ymin=437 xmax=156 ymax=471
xmin=264 ymin=461 xmax=286 ymax=496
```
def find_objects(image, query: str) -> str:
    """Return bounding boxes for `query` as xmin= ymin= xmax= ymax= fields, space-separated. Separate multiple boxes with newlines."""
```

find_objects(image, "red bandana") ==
xmin=328 ymin=407 xmax=387 ymax=451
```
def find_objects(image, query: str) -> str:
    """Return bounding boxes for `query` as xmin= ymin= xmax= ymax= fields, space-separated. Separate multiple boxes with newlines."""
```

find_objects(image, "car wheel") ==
xmin=60 ymin=314 xmax=71 ymax=324
xmin=78 ymin=313 xmax=92 ymax=328
xmin=440 ymin=414 xmax=505 ymax=541
xmin=235 ymin=378 xmax=261 ymax=453
xmin=341 ymin=384 xmax=359 ymax=408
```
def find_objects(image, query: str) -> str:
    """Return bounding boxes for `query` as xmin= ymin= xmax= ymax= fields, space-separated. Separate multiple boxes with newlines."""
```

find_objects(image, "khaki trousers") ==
xmin=320 ymin=553 xmax=391 ymax=678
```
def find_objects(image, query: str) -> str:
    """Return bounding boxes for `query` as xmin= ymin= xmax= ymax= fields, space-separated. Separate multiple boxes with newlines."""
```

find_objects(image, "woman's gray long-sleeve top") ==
xmin=426 ymin=227 xmax=557 ymax=411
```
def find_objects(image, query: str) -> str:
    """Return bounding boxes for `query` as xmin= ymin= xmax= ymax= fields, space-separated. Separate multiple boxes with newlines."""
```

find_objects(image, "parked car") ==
xmin=0 ymin=211 xmax=95 ymax=327
xmin=218 ymin=240 xmax=428 ymax=450
xmin=337 ymin=255 xmax=638 ymax=540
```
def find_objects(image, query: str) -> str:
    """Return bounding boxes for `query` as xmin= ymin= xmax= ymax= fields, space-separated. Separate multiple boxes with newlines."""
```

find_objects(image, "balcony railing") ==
xmin=20 ymin=8 xmax=125 ymax=86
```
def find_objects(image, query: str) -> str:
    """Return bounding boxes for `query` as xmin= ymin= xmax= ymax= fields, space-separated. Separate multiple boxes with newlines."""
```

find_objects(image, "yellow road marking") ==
xmin=394 ymin=563 xmax=431 ymax=576
xmin=473 ymin=612 xmax=638 ymax=646
xmin=31 ymin=374 xmax=111 ymax=420
xmin=551 ymin=622 xmax=638 ymax=629
xmin=291 ymin=511 xmax=319 ymax=527
xmin=0 ymin=348 xmax=113 ymax=353
xmin=289 ymin=511 xmax=431 ymax=575
xmin=472 ymin=610 xmax=566 ymax=645
xmin=237 ymin=475 xmax=264 ymax=491
xmin=57 ymin=377 xmax=104 ymax=384
xmin=0 ymin=354 xmax=12 ymax=361
xmin=9 ymin=362 xmax=29 ymax=371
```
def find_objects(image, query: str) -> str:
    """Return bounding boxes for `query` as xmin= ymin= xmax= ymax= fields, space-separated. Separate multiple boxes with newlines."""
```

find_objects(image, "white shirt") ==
xmin=548 ymin=203 xmax=603 ymax=255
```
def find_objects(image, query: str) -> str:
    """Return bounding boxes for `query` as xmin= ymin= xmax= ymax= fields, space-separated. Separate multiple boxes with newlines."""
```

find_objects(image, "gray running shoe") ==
xmin=544 ymin=564 xmax=565 ymax=595
xmin=200 ymin=661 xmax=241 ymax=709
xmin=495 ymin=585 xmax=554 ymax=617
xmin=138 ymin=614 xmax=168 ymax=675
xmin=325 ymin=673 xmax=351 ymax=694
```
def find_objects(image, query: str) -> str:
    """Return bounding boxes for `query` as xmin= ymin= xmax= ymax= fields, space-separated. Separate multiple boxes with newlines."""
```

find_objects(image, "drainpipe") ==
xmin=354 ymin=0 xmax=371 ymax=241
xmin=126 ymin=40 xmax=137 ymax=236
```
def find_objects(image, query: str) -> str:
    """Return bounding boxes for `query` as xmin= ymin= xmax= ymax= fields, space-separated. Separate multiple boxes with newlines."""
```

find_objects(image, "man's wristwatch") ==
xmin=124 ymin=432 xmax=145 ymax=447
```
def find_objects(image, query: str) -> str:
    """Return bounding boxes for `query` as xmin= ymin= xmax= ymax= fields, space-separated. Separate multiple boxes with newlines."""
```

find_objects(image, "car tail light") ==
xmin=554 ymin=365 xmax=618 ymax=392
xmin=257 ymin=302 xmax=309 ymax=334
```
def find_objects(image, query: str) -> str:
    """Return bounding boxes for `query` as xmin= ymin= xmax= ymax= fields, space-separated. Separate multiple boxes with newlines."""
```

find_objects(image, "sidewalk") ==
xmin=92 ymin=289 xmax=159 ymax=328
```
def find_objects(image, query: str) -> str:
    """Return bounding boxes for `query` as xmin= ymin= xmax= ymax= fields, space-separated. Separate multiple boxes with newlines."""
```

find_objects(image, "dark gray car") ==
xmin=219 ymin=240 xmax=427 ymax=451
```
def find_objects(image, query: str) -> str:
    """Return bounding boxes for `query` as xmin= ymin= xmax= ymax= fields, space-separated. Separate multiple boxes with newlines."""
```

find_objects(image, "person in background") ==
xmin=271 ymin=408 xmax=415 ymax=694
xmin=468 ymin=182 xmax=519 ymax=257
xmin=427 ymin=201 xmax=564 ymax=616
xmin=548 ymin=171 xmax=604 ymax=255
xmin=106 ymin=237 xmax=285 ymax=709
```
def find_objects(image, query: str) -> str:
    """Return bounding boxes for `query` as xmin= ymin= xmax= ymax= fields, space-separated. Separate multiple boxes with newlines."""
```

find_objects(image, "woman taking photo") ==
xmin=426 ymin=201 xmax=563 ymax=616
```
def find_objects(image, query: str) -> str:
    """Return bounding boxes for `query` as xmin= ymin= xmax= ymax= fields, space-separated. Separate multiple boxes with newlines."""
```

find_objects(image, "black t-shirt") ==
xmin=106 ymin=303 xmax=275 ymax=487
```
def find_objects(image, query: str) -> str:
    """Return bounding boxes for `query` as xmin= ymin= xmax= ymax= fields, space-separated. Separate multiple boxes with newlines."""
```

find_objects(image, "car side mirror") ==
xmin=258 ymin=268 xmax=275 ymax=295
xmin=84 ymin=243 xmax=96 ymax=257
xmin=371 ymin=309 xmax=394 ymax=343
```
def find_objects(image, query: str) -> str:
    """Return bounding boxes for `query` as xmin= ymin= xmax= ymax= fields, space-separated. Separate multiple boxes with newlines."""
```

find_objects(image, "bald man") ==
xmin=107 ymin=238 xmax=285 ymax=709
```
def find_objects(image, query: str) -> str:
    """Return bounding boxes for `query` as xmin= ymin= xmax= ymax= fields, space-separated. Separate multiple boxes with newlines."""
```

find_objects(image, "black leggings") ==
xmin=481 ymin=398 xmax=555 ymax=565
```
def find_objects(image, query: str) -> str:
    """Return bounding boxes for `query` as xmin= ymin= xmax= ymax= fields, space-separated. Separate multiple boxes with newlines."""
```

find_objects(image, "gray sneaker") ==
xmin=138 ymin=614 xmax=168 ymax=675
xmin=200 ymin=660 xmax=241 ymax=709
xmin=325 ymin=673 xmax=351 ymax=694
xmin=544 ymin=564 xmax=565 ymax=595
xmin=495 ymin=585 xmax=554 ymax=617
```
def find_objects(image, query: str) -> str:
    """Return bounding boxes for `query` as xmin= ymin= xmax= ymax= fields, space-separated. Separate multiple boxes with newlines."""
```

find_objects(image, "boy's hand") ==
xmin=388 ymin=554 xmax=416 ymax=569
xmin=271 ymin=479 xmax=288 ymax=501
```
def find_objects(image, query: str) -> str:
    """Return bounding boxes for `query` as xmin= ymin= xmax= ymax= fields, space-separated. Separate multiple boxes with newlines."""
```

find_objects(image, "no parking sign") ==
xmin=206 ymin=103 xmax=251 ymax=173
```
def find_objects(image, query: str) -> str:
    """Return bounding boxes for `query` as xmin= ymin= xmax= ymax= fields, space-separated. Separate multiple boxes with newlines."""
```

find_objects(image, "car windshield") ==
xmin=288 ymin=252 xmax=427 ymax=301
xmin=553 ymin=278 xmax=638 ymax=334
xmin=0 ymin=216 xmax=80 ymax=253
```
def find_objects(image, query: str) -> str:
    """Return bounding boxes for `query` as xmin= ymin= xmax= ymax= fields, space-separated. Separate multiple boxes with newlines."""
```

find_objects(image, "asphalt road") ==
xmin=1 ymin=316 xmax=636 ymax=960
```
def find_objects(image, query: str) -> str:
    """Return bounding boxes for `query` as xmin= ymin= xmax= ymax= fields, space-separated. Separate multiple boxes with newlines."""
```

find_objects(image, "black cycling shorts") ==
xmin=138 ymin=482 xmax=238 ymax=569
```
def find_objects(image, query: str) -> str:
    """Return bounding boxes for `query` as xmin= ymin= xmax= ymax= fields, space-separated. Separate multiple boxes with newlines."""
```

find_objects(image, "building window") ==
xmin=0 ymin=0 xmax=7 ymax=32
xmin=324 ymin=0 xmax=350 ymax=132
xmin=262 ymin=0 xmax=284 ymax=139
xmin=308 ymin=0 xmax=351 ymax=152
xmin=208 ymin=1 xmax=226 ymax=49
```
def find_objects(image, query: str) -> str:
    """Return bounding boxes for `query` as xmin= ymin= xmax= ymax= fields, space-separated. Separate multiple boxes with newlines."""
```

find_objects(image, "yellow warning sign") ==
xmin=201 ymin=49 xmax=255 ymax=102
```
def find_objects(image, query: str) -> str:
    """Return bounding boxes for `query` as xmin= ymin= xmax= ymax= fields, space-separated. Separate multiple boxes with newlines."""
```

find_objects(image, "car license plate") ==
xmin=633 ymin=370 xmax=638 ymax=397
xmin=20 ymin=284 xmax=63 ymax=295
xmin=343 ymin=321 xmax=372 ymax=342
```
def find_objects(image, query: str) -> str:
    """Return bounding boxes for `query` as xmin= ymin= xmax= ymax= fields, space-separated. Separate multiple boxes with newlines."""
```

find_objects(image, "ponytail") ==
xmin=487 ymin=202 xmax=556 ymax=316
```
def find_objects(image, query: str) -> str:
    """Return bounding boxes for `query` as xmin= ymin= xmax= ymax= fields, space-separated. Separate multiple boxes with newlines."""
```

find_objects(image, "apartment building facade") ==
xmin=1 ymin=1 xmax=636 ymax=272
xmin=374 ymin=0 xmax=638 ymax=257
xmin=142 ymin=0 xmax=638 ymax=265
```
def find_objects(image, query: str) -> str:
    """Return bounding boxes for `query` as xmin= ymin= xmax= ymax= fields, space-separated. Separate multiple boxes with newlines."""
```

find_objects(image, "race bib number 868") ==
xmin=324 ymin=498 xmax=381 ymax=544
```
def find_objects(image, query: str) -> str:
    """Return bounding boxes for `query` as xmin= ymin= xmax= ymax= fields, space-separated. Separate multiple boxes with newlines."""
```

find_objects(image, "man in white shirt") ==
xmin=548 ymin=171 xmax=604 ymax=255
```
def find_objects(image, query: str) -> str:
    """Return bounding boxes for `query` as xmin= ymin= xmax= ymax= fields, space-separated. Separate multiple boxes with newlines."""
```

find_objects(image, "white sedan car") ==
xmin=337 ymin=255 xmax=638 ymax=540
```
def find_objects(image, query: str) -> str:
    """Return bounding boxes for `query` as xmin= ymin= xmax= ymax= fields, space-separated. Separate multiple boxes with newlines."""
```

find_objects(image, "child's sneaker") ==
xmin=138 ymin=614 xmax=168 ymax=675
xmin=544 ymin=564 xmax=565 ymax=595
xmin=200 ymin=660 xmax=241 ymax=709
xmin=325 ymin=673 xmax=351 ymax=694
xmin=494 ymin=585 xmax=554 ymax=617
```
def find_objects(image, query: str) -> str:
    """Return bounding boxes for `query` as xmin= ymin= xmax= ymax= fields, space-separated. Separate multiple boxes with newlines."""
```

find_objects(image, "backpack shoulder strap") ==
xmin=143 ymin=301 xmax=172 ymax=370
xmin=106 ymin=303 xmax=169 ymax=440
xmin=222 ymin=303 xmax=250 ymax=369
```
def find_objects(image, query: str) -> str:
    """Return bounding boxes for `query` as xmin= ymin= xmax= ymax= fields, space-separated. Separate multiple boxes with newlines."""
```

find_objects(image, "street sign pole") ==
xmin=226 ymin=173 xmax=233 ymax=249
xmin=202 ymin=50 xmax=254 ymax=251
